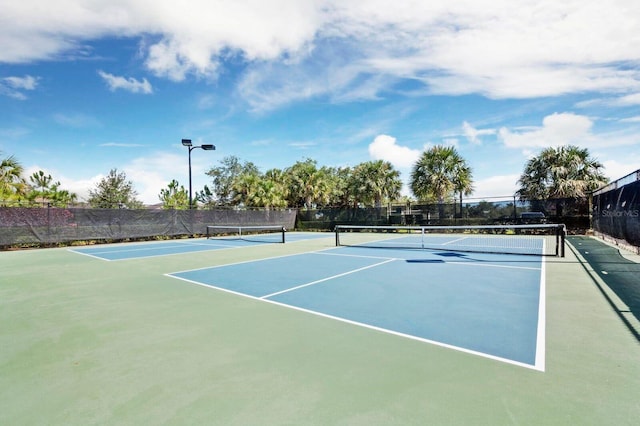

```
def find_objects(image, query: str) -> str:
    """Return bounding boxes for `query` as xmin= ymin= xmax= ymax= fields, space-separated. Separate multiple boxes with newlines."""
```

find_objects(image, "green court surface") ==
xmin=1 ymin=234 xmax=639 ymax=425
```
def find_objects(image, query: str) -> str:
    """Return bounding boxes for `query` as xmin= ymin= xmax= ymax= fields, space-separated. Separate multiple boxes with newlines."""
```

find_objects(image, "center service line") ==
xmin=260 ymin=258 xmax=397 ymax=299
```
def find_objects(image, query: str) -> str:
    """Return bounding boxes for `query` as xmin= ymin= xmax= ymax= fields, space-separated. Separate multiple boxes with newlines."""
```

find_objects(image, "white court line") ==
xmin=166 ymin=270 xmax=544 ymax=371
xmin=165 ymin=247 xmax=546 ymax=371
xmin=263 ymin=297 xmax=544 ymax=371
xmin=68 ymin=240 xmax=253 ymax=261
xmin=314 ymin=251 xmax=397 ymax=261
xmin=167 ymin=248 xmax=337 ymax=274
xmin=260 ymin=258 xmax=397 ymax=299
xmin=66 ymin=249 xmax=115 ymax=261
xmin=70 ymin=242 xmax=200 ymax=256
xmin=535 ymin=256 xmax=547 ymax=371
xmin=441 ymin=236 xmax=469 ymax=245
xmin=321 ymin=247 xmax=542 ymax=271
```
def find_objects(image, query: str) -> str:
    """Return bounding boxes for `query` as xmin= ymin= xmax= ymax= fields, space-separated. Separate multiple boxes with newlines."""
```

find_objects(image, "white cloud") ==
xmin=22 ymin=165 xmax=101 ymax=203
xmin=614 ymin=93 xmax=640 ymax=106
xmin=4 ymin=75 xmax=38 ymax=90
xmin=62 ymin=175 xmax=103 ymax=202
xmin=145 ymin=39 xmax=217 ymax=82
xmin=368 ymin=134 xmax=423 ymax=199
xmin=123 ymin=152 xmax=190 ymax=204
xmin=620 ymin=116 xmax=640 ymax=123
xmin=1 ymin=75 xmax=39 ymax=99
xmin=98 ymin=71 xmax=153 ymax=94
xmin=601 ymin=159 xmax=639 ymax=182
xmin=53 ymin=112 xmax=101 ymax=128
xmin=496 ymin=112 xmax=640 ymax=185
xmin=237 ymin=62 xmax=329 ymax=112
xmin=3 ymin=1 xmax=640 ymax=107
xmin=472 ymin=174 xmax=520 ymax=198
xmin=576 ymin=92 xmax=640 ymax=108
xmin=100 ymin=142 xmax=146 ymax=148
xmin=368 ymin=134 xmax=422 ymax=169
xmin=31 ymin=151 xmax=203 ymax=205
xmin=289 ymin=141 xmax=317 ymax=149
xmin=26 ymin=165 xmax=181 ymax=206
xmin=462 ymin=121 xmax=496 ymax=145
xmin=499 ymin=112 xmax=595 ymax=149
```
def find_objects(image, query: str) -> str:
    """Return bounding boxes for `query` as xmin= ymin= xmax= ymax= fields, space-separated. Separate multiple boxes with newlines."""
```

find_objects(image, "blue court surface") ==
xmin=68 ymin=232 xmax=330 ymax=261
xmin=168 ymin=246 xmax=546 ymax=370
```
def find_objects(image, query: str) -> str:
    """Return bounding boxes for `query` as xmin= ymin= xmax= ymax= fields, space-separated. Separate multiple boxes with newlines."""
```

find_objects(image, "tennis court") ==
xmin=1 ymin=228 xmax=639 ymax=424
xmin=169 ymin=247 xmax=546 ymax=370
xmin=68 ymin=230 xmax=327 ymax=261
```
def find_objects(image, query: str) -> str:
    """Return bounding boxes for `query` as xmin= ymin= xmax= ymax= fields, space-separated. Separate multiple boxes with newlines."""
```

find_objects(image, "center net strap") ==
xmin=335 ymin=224 xmax=565 ymax=257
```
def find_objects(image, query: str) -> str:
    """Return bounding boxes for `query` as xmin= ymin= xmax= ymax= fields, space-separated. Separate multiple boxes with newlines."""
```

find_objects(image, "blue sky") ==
xmin=1 ymin=0 xmax=639 ymax=204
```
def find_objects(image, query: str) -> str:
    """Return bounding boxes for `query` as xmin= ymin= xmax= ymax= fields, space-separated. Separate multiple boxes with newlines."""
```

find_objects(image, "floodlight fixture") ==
xmin=182 ymin=138 xmax=216 ymax=209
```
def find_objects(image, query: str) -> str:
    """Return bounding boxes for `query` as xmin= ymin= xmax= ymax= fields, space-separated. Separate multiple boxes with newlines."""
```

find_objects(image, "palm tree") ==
xmin=285 ymin=159 xmax=331 ymax=209
xmin=411 ymin=146 xmax=473 ymax=218
xmin=262 ymin=168 xmax=289 ymax=209
xmin=232 ymin=171 xmax=260 ymax=206
xmin=517 ymin=145 xmax=607 ymax=217
xmin=517 ymin=145 xmax=607 ymax=199
xmin=0 ymin=152 xmax=26 ymax=202
xmin=255 ymin=179 xmax=288 ymax=210
xmin=452 ymin=162 xmax=474 ymax=218
xmin=329 ymin=166 xmax=354 ymax=208
xmin=230 ymin=170 xmax=285 ymax=209
xmin=352 ymin=160 xmax=402 ymax=208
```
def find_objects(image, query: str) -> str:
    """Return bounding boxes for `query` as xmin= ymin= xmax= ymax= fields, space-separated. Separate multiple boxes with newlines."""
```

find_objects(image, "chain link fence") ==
xmin=0 ymin=207 xmax=296 ymax=247
xmin=296 ymin=196 xmax=591 ymax=233
xmin=592 ymin=170 xmax=640 ymax=251
xmin=6 ymin=188 xmax=637 ymax=250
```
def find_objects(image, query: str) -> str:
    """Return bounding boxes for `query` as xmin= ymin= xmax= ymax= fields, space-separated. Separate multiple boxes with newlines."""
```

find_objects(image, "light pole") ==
xmin=182 ymin=139 xmax=215 ymax=209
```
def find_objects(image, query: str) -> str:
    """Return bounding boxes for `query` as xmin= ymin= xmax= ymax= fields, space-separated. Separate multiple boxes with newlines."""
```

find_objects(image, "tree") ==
xmin=329 ymin=166 xmax=354 ymax=207
xmin=159 ymin=179 xmax=189 ymax=209
xmin=285 ymin=159 xmax=332 ymax=209
xmin=411 ymin=146 xmax=474 ymax=212
xmin=0 ymin=151 xmax=26 ymax=202
xmin=517 ymin=145 xmax=608 ymax=200
xmin=351 ymin=160 xmax=402 ymax=207
xmin=232 ymin=170 xmax=287 ymax=209
xmin=261 ymin=168 xmax=289 ymax=209
xmin=195 ymin=185 xmax=215 ymax=207
xmin=49 ymin=187 xmax=77 ymax=207
xmin=452 ymin=162 xmax=474 ymax=218
xmin=87 ymin=169 xmax=143 ymax=209
xmin=24 ymin=170 xmax=77 ymax=207
xmin=205 ymin=156 xmax=259 ymax=206
xmin=231 ymin=171 xmax=262 ymax=207
xmin=28 ymin=170 xmax=54 ymax=206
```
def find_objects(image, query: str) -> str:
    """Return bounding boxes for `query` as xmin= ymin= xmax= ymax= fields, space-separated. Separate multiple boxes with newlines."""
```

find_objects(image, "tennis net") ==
xmin=335 ymin=224 xmax=566 ymax=257
xmin=206 ymin=225 xmax=286 ymax=243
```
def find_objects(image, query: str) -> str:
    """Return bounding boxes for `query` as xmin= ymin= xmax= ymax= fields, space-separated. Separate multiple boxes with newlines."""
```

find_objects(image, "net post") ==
xmin=560 ymin=224 xmax=566 ymax=257
xmin=281 ymin=226 xmax=286 ymax=244
xmin=335 ymin=226 xmax=340 ymax=246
